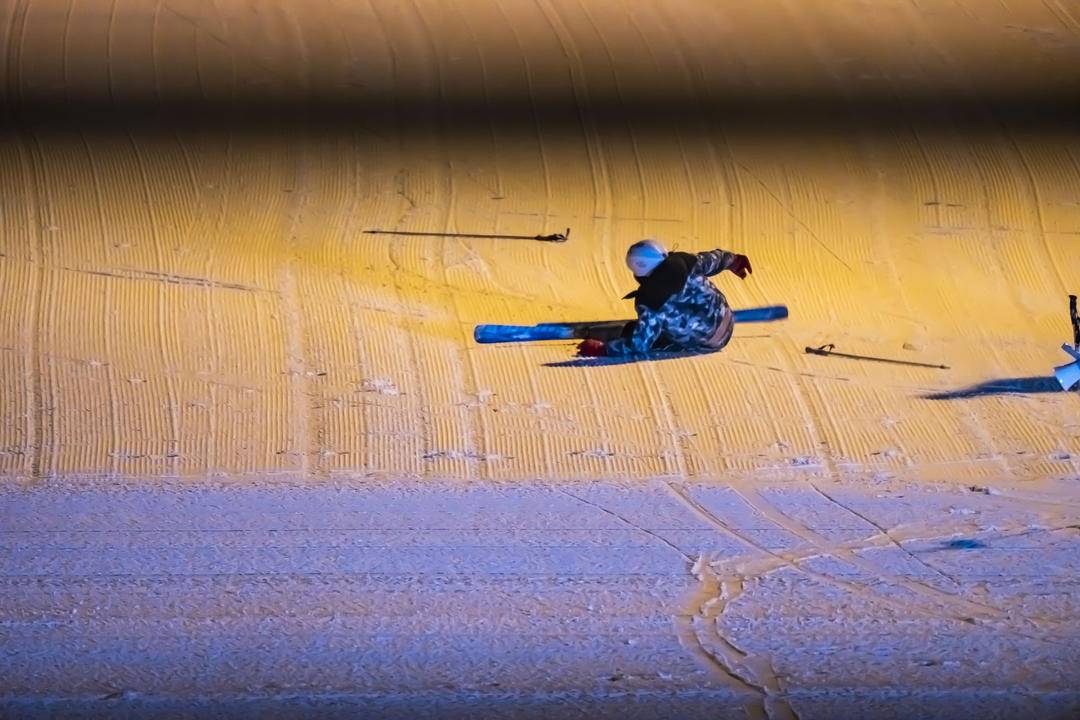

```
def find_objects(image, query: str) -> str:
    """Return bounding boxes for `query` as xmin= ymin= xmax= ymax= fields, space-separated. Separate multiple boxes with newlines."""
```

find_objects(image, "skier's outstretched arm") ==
xmin=607 ymin=307 xmax=664 ymax=356
xmin=696 ymin=249 xmax=752 ymax=278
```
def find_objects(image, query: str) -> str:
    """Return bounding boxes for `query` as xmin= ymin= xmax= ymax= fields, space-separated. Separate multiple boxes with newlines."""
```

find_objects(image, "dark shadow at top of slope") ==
xmin=3 ymin=89 xmax=1080 ymax=135
xmin=924 ymin=376 xmax=1066 ymax=399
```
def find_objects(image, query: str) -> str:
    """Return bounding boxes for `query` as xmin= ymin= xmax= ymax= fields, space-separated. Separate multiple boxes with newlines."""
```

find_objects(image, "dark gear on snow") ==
xmin=1070 ymin=295 xmax=1079 ymax=350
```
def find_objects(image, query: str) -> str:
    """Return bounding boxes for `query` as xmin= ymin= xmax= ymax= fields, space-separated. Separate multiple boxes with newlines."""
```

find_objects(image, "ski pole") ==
xmin=363 ymin=228 xmax=570 ymax=243
xmin=805 ymin=343 xmax=949 ymax=370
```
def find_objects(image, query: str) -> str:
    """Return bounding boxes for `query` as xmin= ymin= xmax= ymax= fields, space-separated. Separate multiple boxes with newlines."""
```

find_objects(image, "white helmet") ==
xmin=626 ymin=239 xmax=667 ymax=276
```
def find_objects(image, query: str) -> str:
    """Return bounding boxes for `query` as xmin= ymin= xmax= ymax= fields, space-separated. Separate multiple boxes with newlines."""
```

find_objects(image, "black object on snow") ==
xmin=1070 ymin=294 xmax=1079 ymax=349
xmin=364 ymin=228 xmax=569 ymax=243
xmin=805 ymin=343 xmax=949 ymax=370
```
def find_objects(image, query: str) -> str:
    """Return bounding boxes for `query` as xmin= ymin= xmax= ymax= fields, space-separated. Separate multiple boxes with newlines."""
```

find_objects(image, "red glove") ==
xmin=576 ymin=339 xmax=608 ymax=357
xmin=728 ymin=254 xmax=752 ymax=279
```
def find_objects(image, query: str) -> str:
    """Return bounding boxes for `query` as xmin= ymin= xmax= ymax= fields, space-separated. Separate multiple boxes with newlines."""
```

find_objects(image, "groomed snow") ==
xmin=3 ymin=478 xmax=1077 ymax=718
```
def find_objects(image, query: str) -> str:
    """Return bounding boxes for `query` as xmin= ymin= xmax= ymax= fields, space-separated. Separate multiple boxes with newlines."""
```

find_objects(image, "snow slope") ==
xmin=3 ymin=479 xmax=1078 ymax=718
xmin=1 ymin=0 xmax=1079 ymax=717
xmin=0 ymin=0 xmax=1078 ymax=483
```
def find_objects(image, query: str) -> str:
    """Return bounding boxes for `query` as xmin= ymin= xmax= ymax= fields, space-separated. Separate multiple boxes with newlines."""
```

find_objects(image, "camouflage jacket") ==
xmin=607 ymin=249 xmax=737 ymax=356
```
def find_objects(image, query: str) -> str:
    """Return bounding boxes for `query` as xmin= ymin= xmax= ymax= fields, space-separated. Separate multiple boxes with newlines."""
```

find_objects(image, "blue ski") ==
xmin=474 ymin=305 xmax=788 ymax=344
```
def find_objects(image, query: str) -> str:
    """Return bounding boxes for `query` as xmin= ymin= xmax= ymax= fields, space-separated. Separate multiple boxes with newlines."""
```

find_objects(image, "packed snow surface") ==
xmin=3 ymin=478 xmax=1078 ymax=718
xmin=2 ymin=0 xmax=1080 ymax=717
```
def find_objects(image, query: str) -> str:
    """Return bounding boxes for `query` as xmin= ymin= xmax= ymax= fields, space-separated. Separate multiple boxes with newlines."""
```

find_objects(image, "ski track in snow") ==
xmin=2 ymin=478 xmax=1079 ymax=718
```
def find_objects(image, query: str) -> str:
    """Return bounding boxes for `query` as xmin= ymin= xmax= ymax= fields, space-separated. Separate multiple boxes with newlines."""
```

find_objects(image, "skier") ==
xmin=577 ymin=239 xmax=752 ymax=357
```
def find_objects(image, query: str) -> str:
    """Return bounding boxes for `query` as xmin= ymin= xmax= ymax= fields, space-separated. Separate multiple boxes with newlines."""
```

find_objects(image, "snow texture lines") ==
xmin=681 ymin=555 xmax=800 ymax=720
xmin=3 ymin=0 xmax=1080 ymax=481
xmin=3 ymin=479 xmax=1080 ymax=715
xmin=664 ymin=479 xmax=1077 ymax=699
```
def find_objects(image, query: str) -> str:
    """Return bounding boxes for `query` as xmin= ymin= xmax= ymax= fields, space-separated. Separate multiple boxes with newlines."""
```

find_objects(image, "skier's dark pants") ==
xmin=620 ymin=321 xmax=677 ymax=351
